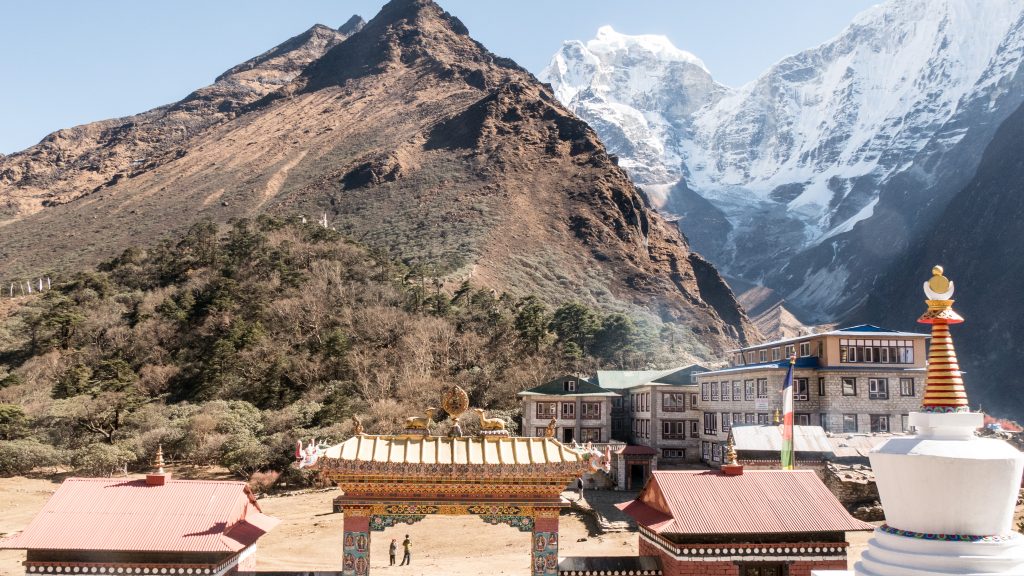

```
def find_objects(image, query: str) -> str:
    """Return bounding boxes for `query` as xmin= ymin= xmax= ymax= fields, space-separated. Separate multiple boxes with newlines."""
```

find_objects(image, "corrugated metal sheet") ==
xmin=0 ymin=477 xmax=279 ymax=553
xmin=322 ymin=435 xmax=582 ymax=465
xmin=828 ymin=433 xmax=897 ymax=459
xmin=624 ymin=470 xmax=874 ymax=535
xmin=731 ymin=425 xmax=835 ymax=455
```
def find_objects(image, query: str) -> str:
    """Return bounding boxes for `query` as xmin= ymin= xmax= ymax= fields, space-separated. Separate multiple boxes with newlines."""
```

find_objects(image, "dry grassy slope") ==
xmin=0 ymin=0 xmax=757 ymax=355
xmin=0 ymin=21 xmax=360 ymax=219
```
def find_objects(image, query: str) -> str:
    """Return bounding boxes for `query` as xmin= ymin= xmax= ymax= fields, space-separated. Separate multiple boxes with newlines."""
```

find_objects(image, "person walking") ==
xmin=389 ymin=538 xmax=397 ymax=566
xmin=400 ymin=534 xmax=412 ymax=566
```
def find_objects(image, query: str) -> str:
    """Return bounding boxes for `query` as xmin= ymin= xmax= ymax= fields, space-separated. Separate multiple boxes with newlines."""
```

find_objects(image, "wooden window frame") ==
xmin=536 ymin=402 xmax=557 ymax=418
xmin=842 ymin=377 xmax=857 ymax=396
xmin=868 ymin=378 xmax=889 ymax=400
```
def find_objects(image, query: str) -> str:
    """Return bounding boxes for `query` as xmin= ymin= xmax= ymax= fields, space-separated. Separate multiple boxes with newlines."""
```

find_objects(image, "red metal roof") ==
xmin=617 ymin=445 xmax=657 ymax=456
xmin=618 ymin=470 xmax=873 ymax=535
xmin=0 ymin=477 xmax=279 ymax=553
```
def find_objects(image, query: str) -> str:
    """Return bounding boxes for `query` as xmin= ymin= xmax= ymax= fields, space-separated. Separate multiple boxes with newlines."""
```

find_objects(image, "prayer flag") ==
xmin=781 ymin=354 xmax=797 ymax=470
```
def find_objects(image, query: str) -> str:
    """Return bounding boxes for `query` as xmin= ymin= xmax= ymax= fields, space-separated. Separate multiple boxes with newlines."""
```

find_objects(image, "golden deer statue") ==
xmin=472 ymin=408 xmax=507 ymax=432
xmin=405 ymin=407 xmax=438 ymax=432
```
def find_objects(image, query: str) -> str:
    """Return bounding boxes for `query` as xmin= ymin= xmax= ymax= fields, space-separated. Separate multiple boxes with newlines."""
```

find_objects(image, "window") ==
xmin=744 ymin=380 xmax=754 ymax=401
xmin=561 ymin=402 xmax=575 ymax=419
xmin=870 ymin=414 xmax=890 ymax=433
xmin=690 ymin=392 xmax=698 ymax=406
xmin=759 ymin=349 xmax=768 ymax=362
xmin=739 ymin=564 xmax=785 ymax=576
xmin=757 ymin=413 xmax=769 ymax=424
xmin=784 ymin=344 xmax=795 ymax=358
xmin=735 ymin=353 xmax=744 ymax=366
xmin=581 ymin=402 xmax=601 ymax=420
xmin=772 ymin=347 xmax=780 ymax=361
xmin=901 ymin=414 xmax=911 ymax=433
xmin=793 ymin=378 xmax=809 ymax=401
xmin=645 ymin=392 xmax=650 ymax=412
xmin=796 ymin=413 xmax=811 ymax=426
xmin=819 ymin=413 xmax=830 ymax=432
xmin=818 ymin=377 xmax=826 ymax=396
xmin=733 ymin=412 xmax=743 ymax=425
xmin=756 ymin=378 xmax=768 ymax=398
xmin=690 ymin=420 xmax=700 ymax=436
xmin=733 ymin=381 xmax=742 ymax=400
xmin=712 ymin=442 xmax=723 ymax=462
xmin=842 ymin=377 xmax=857 ymax=396
xmin=843 ymin=414 xmax=858 ymax=433
xmin=711 ymin=382 xmax=719 ymax=401
xmin=839 ymin=338 xmax=915 ymax=364
xmin=581 ymin=428 xmax=601 ymax=443
xmin=662 ymin=421 xmax=685 ymax=439
xmin=663 ymin=448 xmax=685 ymax=459
xmin=704 ymin=412 xmax=718 ymax=435
xmin=746 ymin=351 xmax=756 ymax=364
xmin=745 ymin=413 xmax=755 ymax=424
xmin=721 ymin=381 xmax=731 ymax=401
xmin=536 ymin=402 xmax=556 ymax=418
xmin=701 ymin=383 xmax=709 ymax=401
xmin=900 ymin=378 xmax=915 ymax=396
xmin=534 ymin=427 xmax=547 ymax=437
xmin=868 ymin=378 xmax=889 ymax=400
xmin=563 ymin=379 xmax=576 ymax=392
xmin=643 ymin=419 xmax=650 ymax=439
xmin=799 ymin=342 xmax=811 ymax=357
xmin=702 ymin=441 xmax=711 ymax=460
xmin=662 ymin=393 xmax=686 ymax=412
xmin=722 ymin=412 xmax=732 ymax=432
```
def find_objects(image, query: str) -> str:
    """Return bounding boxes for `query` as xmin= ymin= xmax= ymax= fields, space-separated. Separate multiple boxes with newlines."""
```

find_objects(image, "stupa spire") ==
xmin=153 ymin=443 xmax=165 ymax=474
xmin=917 ymin=265 xmax=968 ymax=412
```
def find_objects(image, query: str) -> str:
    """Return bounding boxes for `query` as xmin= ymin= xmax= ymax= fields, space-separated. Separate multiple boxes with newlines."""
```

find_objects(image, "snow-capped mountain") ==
xmin=544 ymin=0 xmax=1024 ymax=321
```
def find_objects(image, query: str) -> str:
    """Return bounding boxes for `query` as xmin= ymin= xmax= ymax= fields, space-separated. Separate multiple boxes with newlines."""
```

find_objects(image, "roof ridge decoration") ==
xmin=917 ymin=265 xmax=969 ymax=413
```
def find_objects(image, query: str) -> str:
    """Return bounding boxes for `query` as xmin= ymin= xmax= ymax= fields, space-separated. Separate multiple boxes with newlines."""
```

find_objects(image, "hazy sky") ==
xmin=0 ymin=0 xmax=879 ymax=154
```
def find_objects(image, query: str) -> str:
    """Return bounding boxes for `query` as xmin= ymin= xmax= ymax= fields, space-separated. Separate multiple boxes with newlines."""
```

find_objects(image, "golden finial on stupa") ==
xmin=154 ymin=443 xmax=165 ymax=474
xmin=773 ymin=409 xmax=780 ymax=425
xmin=725 ymin=434 xmax=738 ymax=466
xmin=918 ymin=265 xmax=968 ymax=413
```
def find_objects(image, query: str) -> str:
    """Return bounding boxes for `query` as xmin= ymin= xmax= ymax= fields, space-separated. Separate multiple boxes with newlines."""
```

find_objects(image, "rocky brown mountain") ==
xmin=0 ymin=0 xmax=756 ymax=357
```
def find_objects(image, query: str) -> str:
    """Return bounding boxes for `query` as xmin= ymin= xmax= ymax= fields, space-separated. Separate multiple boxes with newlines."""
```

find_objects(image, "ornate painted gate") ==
xmin=310 ymin=390 xmax=584 ymax=576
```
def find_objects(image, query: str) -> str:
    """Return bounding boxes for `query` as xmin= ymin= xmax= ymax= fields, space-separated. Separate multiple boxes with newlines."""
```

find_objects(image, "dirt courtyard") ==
xmin=0 ymin=475 xmax=870 ymax=575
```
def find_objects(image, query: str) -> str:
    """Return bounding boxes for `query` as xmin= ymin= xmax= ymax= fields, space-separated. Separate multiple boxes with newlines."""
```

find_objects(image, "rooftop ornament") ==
xmin=918 ymin=265 xmax=968 ymax=413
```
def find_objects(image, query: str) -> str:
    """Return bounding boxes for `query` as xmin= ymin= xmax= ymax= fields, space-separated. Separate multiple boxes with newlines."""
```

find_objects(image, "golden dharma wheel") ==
xmin=441 ymin=384 xmax=470 ymax=420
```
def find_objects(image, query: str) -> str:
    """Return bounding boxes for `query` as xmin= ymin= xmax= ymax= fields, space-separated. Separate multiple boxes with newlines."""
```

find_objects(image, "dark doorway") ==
xmin=562 ymin=427 xmax=574 ymax=443
xmin=628 ymin=463 xmax=646 ymax=490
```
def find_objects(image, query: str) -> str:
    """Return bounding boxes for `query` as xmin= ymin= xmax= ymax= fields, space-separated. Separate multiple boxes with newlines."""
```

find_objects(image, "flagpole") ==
xmin=780 ymin=354 xmax=796 ymax=470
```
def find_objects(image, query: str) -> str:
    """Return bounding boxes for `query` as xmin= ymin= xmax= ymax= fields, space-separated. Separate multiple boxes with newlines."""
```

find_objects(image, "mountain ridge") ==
xmin=0 ymin=0 xmax=757 ymax=359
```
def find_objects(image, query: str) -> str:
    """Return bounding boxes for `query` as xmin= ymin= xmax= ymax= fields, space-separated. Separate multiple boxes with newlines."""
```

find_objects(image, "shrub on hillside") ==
xmin=0 ymin=439 xmax=65 ymax=476
xmin=71 ymin=443 xmax=137 ymax=477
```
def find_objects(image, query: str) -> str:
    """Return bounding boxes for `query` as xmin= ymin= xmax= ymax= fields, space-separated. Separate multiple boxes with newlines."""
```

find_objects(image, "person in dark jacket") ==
xmin=389 ymin=538 xmax=397 ymax=565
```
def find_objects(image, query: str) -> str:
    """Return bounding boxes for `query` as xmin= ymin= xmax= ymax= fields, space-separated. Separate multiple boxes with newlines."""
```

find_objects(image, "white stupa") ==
xmin=837 ymin=267 xmax=1024 ymax=575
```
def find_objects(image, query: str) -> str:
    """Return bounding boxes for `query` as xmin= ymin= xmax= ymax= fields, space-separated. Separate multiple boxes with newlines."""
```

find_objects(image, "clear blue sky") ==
xmin=0 ymin=0 xmax=879 ymax=154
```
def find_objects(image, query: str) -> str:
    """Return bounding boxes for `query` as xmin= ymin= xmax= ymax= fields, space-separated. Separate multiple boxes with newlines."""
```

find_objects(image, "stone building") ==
xmin=617 ymin=468 xmax=873 ymax=576
xmin=592 ymin=365 xmax=707 ymax=465
xmin=694 ymin=325 xmax=927 ymax=465
xmin=0 ymin=468 xmax=278 ymax=575
xmin=518 ymin=374 xmax=617 ymax=443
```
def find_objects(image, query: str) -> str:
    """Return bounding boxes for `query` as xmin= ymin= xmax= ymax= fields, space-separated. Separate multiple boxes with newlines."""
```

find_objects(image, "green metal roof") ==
xmin=517 ymin=375 xmax=618 ymax=397
xmin=591 ymin=369 xmax=678 ymax=390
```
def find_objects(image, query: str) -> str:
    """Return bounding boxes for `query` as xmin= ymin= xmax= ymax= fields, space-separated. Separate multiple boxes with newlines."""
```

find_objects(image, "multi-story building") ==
xmin=694 ymin=324 xmax=929 ymax=465
xmin=591 ymin=365 xmax=707 ymax=466
xmin=517 ymin=375 xmax=616 ymax=444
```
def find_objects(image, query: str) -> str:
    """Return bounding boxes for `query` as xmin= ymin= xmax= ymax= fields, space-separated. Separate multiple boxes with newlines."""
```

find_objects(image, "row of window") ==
xmin=839 ymin=339 xmax=914 ymax=364
xmin=700 ymin=377 xmax=916 ymax=402
xmin=661 ymin=420 xmax=701 ymax=439
xmin=701 ymin=411 xmax=906 ymax=435
xmin=634 ymin=418 xmax=650 ymax=439
xmin=535 ymin=427 xmax=603 ymax=443
xmin=701 ymin=379 xmax=769 ymax=402
xmin=535 ymin=401 xmax=601 ymax=419
xmin=735 ymin=341 xmax=816 ymax=366
xmin=612 ymin=391 xmax=700 ymax=413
